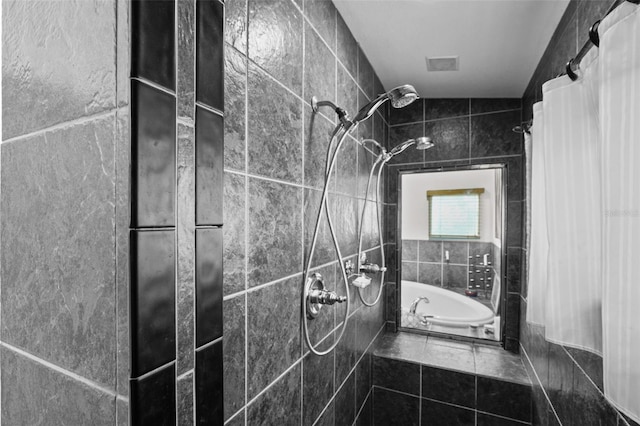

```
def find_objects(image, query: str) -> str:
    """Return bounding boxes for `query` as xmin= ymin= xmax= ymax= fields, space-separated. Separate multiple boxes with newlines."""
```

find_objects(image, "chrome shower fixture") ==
xmin=416 ymin=136 xmax=434 ymax=150
xmin=351 ymin=84 xmax=419 ymax=125
xmin=385 ymin=137 xmax=434 ymax=159
xmin=310 ymin=97 xmax=351 ymax=127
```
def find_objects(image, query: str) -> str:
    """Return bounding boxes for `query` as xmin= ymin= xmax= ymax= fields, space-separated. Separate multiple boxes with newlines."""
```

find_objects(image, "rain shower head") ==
xmin=351 ymin=84 xmax=419 ymax=125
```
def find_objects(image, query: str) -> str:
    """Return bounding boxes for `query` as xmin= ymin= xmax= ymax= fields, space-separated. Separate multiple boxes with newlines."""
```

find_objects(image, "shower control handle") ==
xmin=360 ymin=263 xmax=387 ymax=274
xmin=308 ymin=289 xmax=347 ymax=305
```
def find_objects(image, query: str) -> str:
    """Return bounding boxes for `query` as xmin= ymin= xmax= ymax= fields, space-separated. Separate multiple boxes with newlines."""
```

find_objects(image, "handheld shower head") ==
xmin=415 ymin=136 xmax=434 ymax=150
xmin=388 ymin=139 xmax=417 ymax=156
xmin=351 ymin=84 xmax=419 ymax=125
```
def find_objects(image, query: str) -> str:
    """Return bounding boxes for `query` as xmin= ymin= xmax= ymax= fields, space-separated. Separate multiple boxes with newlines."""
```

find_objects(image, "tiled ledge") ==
xmin=371 ymin=332 xmax=532 ymax=425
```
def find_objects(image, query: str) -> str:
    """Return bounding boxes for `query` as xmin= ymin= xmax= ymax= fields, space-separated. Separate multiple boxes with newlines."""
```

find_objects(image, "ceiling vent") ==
xmin=426 ymin=56 xmax=459 ymax=72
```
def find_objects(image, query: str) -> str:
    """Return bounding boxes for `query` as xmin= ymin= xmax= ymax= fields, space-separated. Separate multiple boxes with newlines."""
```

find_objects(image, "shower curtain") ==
xmin=527 ymin=2 xmax=640 ymax=421
xmin=599 ymin=3 xmax=640 ymax=423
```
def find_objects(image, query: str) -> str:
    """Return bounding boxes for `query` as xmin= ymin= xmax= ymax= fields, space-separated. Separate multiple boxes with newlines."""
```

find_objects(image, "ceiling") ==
xmin=333 ymin=0 xmax=570 ymax=98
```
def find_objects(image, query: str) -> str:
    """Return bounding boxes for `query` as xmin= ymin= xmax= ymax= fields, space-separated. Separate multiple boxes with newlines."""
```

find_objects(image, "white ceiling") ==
xmin=333 ymin=0 xmax=570 ymax=98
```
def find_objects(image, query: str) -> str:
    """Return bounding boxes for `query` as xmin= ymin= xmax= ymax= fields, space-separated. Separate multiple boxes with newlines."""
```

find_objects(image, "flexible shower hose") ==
xmin=356 ymin=154 xmax=387 ymax=307
xmin=302 ymin=123 xmax=357 ymax=356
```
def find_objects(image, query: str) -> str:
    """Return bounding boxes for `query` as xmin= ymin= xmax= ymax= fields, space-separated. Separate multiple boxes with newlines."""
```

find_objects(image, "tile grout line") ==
xmin=243 ymin=1 xmax=250 ymax=421
xmin=1 ymin=342 xmax=120 ymax=399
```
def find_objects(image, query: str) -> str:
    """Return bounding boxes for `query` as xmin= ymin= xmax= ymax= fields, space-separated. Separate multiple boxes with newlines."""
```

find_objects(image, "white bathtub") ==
xmin=400 ymin=280 xmax=494 ymax=328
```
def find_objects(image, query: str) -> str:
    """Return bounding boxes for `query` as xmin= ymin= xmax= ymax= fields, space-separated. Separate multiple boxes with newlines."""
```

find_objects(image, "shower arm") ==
xmin=302 ymin=120 xmax=358 ymax=356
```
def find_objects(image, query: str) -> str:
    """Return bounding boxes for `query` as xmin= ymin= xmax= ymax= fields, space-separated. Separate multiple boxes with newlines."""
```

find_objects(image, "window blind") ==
xmin=427 ymin=188 xmax=484 ymax=239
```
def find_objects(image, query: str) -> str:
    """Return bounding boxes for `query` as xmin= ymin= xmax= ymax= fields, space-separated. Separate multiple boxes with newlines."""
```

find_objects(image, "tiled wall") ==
xmin=382 ymin=98 xmax=524 ymax=351
xmin=130 ymin=0 xmax=225 ymax=424
xmin=520 ymin=1 xmax=639 ymax=425
xmin=222 ymin=0 xmax=389 ymax=424
xmin=400 ymin=239 xmax=499 ymax=295
xmin=1 ymin=0 xmax=129 ymax=423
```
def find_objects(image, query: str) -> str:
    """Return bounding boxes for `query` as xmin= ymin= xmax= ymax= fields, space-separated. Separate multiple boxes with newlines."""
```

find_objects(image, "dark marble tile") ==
xmin=305 ymin=0 xmax=336 ymax=50
xmin=572 ymin=362 xmax=618 ymax=426
xmin=117 ymin=399 xmax=129 ymax=426
xmin=337 ymin=64 xmax=359 ymax=124
xmin=471 ymin=98 xmax=521 ymax=114
xmin=225 ymin=0 xmax=248 ymax=53
xmin=247 ymin=63 xmax=303 ymax=183
xmin=475 ymin=348 xmax=530 ymax=385
xmin=223 ymin=295 xmax=246 ymax=420
xmin=226 ymin=411 xmax=246 ymax=426
xmin=248 ymin=0 xmax=302 ymax=94
xmin=131 ymin=362 xmax=176 ymax=426
xmin=336 ymin=310 xmax=358 ymax=385
xmin=564 ymin=347 xmax=603 ymax=392
xmin=224 ymin=45 xmax=247 ymax=172
xmin=471 ymin=110 xmax=522 ymax=158
xmin=358 ymin=49 xmax=375 ymax=100
xmin=195 ymin=106 xmax=224 ymax=226
xmin=195 ymin=228 xmax=223 ymax=347
xmin=577 ymin=0 xmax=610 ymax=48
xmin=443 ymin=241 xmax=468 ymax=265
xmin=305 ymin=22 xmax=336 ymax=105
xmin=304 ymin=188 xmax=337 ymax=268
xmin=247 ymin=178 xmax=302 ymax=287
xmin=372 ymin=333 xmax=427 ymax=365
xmin=1 ymin=117 xmax=116 ymax=386
xmin=336 ymin=371 xmax=356 ymax=426
xmin=373 ymin=387 xmax=419 ymax=426
xmin=331 ymin=194 xmax=360 ymax=256
xmin=477 ymin=412 xmax=528 ymax=426
xmin=530 ymin=383 xmax=550 ymax=426
xmin=424 ymin=117 xmax=470 ymax=162
xmin=356 ymin=353 xmax=372 ymax=409
xmin=195 ymin=340 xmax=224 ymax=425
xmin=373 ymin=356 xmax=420 ymax=396
xmin=178 ymin=0 xmax=195 ymax=121
xmin=304 ymin=350 xmax=335 ymax=426
xmin=247 ymin=363 xmax=302 ymax=426
xmin=115 ymin=92 xmax=131 ymax=398
xmin=177 ymin=123 xmax=195 ymax=374
xmin=548 ymin=12 xmax=578 ymax=80
xmin=131 ymin=81 xmax=176 ymax=227
xmin=402 ymin=240 xmax=419 ymax=262
xmin=444 ymin=267 xmax=468 ymax=290
xmin=402 ymin=261 xmax=419 ymax=282
xmin=477 ymin=377 xmax=531 ymax=422
xmin=196 ymin=0 xmax=224 ymax=110
xmin=336 ymin=135 xmax=359 ymax=198
xmin=177 ymin=371 xmax=194 ymax=426
xmin=132 ymin=0 xmax=175 ymax=90
xmin=419 ymin=263 xmax=442 ymax=287
xmin=247 ymin=277 xmax=301 ymax=398
xmin=421 ymin=399 xmax=475 ymax=426
xmin=422 ymin=365 xmax=475 ymax=408
xmin=223 ymin=172 xmax=246 ymax=296
xmin=389 ymin=99 xmax=424 ymax=125
xmin=337 ymin=12 xmax=358 ymax=78
xmin=358 ymin=89 xmax=375 ymax=142
xmin=469 ymin=241 xmax=493 ymax=259
xmin=507 ymin=248 xmax=522 ymax=293
xmin=419 ymin=241 xmax=442 ymax=263
xmin=528 ymin=325 xmax=550 ymax=390
xmin=131 ymin=230 xmax=176 ymax=377
xmin=386 ymin=283 xmax=397 ymax=321
xmin=422 ymin=342 xmax=475 ymax=374
xmin=385 ymin=204 xmax=398 ymax=244
xmin=505 ymin=293 xmax=521 ymax=341
xmin=1 ymin=347 xmax=116 ymax=425
xmin=389 ymin=123 xmax=425 ymax=165
xmin=503 ymin=155 xmax=524 ymax=203
xmin=424 ymin=99 xmax=470 ymax=121
xmin=305 ymin=266 xmax=336 ymax=345
xmin=316 ymin=401 xmax=336 ymax=426
xmin=356 ymin=394 xmax=372 ymax=426
xmin=305 ymin=104 xmax=335 ymax=190
xmin=507 ymin=201 xmax=523 ymax=248
xmin=357 ymin=143 xmax=376 ymax=201
xmin=2 ymin=0 xmax=116 ymax=139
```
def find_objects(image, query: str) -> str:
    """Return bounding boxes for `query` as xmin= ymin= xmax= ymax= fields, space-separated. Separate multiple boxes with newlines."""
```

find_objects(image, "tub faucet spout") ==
xmin=409 ymin=296 xmax=430 ymax=314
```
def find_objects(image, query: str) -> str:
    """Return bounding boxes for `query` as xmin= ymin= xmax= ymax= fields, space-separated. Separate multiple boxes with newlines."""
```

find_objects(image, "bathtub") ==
xmin=400 ymin=280 xmax=494 ymax=328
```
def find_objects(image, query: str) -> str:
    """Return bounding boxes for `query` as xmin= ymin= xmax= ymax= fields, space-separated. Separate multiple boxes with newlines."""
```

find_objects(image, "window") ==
xmin=427 ymin=188 xmax=484 ymax=239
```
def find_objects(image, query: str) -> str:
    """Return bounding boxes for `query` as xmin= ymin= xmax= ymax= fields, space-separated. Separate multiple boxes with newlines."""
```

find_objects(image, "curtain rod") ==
xmin=565 ymin=0 xmax=640 ymax=80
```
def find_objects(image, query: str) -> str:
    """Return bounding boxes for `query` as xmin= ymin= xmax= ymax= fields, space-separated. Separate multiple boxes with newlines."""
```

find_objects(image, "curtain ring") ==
xmin=566 ymin=59 xmax=578 ymax=81
xmin=589 ymin=20 xmax=601 ymax=47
